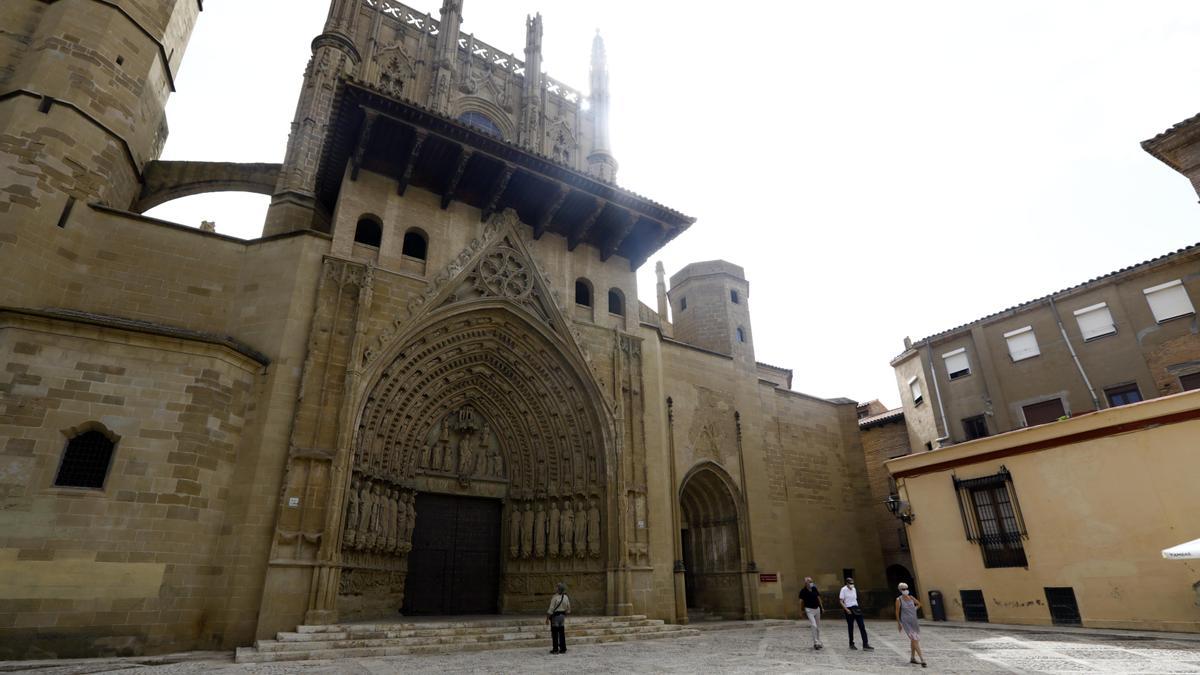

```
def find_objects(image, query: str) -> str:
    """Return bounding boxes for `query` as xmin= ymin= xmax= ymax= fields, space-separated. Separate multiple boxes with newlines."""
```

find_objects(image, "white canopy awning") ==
xmin=1162 ymin=538 xmax=1200 ymax=560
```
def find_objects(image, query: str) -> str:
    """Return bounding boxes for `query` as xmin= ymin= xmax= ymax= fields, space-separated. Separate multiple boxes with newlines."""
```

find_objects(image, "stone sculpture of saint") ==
xmin=509 ymin=501 xmax=522 ymax=558
xmin=402 ymin=492 xmax=416 ymax=548
xmin=533 ymin=501 xmax=547 ymax=558
xmin=368 ymin=483 xmax=385 ymax=550
xmin=355 ymin=481 xmax=374 ymax=550
xmin=587 ymin=498 xmax=601 ymax=558
xmin=395 ymin=489 xmax=409 ymax=552
xmin=548 ymin=500 xmax=560 ymax=558
xmin=560 ymin=498 xmax=574 ymax=558
xmin=384 ymin=488 xmax=398 ymax=553
xmin=343 ymin=476 xmax=361 ymax=548
xmin=457 ymin=433 xmax=477 ymax=478
xmin=573 ymin=499 xmax=587 ymax=559
xmin=520 ymin=501 xmax=534 ymax=559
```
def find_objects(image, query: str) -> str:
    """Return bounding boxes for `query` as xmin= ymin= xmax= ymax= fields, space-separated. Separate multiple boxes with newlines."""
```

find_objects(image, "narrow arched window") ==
xmin=736 ymin=326 xmax=746 ymax=343
xmin=608 ymin=288 xmax=625 ymax=316
xmin=402 ymin=228 xmax=428 ymax=260
xmin=575 ymin=279 xmax=593 ymax=307
xmin=354 ymin=216 xmax=382 ymax=247
xmin=55 ymin=429 xmax=116 ymax=489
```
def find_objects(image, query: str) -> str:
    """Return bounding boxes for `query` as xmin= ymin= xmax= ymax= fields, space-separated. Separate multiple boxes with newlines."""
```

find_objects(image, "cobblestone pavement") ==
xmin=8 ymin=621 xmax=1200 ymax=674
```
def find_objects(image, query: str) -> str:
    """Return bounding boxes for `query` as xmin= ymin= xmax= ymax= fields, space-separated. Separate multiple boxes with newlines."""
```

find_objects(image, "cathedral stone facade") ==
xmin=0 ymin=0 xmax=883 ymax=658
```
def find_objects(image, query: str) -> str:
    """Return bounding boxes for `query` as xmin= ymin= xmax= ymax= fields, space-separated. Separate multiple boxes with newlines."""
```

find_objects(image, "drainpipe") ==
xmin=924 ymin=344 xmax=950 ymax=446
xmin=1048 ymin=296 xmax=1101 ymax=412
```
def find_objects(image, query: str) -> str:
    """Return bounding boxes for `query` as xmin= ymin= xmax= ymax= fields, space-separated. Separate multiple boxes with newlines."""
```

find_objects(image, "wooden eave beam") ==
xmin=480 ymin=163 xmax=515 ymax=222
xmin=396 ymin=128 xmax=427 ymax=195
xmin=568 ymin=198 xmax=606 ymax=252
xmin=349 ymin=110 xmax=379 ymax=182
xmin=441 ymin=147 xmax=473 ymax=209
xmin=601 ymin=210 xmax=639 ymax=262
xmin=535 ymin=184 xmax=571 ymax=240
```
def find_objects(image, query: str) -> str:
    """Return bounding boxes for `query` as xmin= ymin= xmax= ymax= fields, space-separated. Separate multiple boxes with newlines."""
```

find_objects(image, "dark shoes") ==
xmin=863 ymin=645 xmax=875 ymax=651
xmin=849 ymin=644 xmax=857 ymax=650
xmin=550 ymin=649 xmax=560 ymax=654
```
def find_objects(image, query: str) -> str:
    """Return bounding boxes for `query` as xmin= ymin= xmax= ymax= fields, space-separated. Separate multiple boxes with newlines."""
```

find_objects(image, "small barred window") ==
xmin=54 ymin=430 xmax=116 ymax=489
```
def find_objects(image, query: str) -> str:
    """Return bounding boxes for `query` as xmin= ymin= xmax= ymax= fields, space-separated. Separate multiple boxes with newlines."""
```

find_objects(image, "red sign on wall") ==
xmin=758 ymin=573 xmax=779 ymax=583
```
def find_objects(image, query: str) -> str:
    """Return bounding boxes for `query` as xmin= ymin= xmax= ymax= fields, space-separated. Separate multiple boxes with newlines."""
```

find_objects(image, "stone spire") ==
xmin=427 ymin=0 xmax=464 ymax=114
xmin=264 ymin=0 xmax=363 ymax=235
xmin=518 ymin=13 xmax=544 ymax=151
xmin=656 ymin=261 xmax=671 ymax=335
xmin=587 ymin=31 xmax=618 ymax=183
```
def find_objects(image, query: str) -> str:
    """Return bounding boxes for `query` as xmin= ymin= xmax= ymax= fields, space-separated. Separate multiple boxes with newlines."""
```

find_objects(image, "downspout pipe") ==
xmin=1049 ymin=296 xmax=1101 ymax=412
xmin=924 ymin=344 xmax=951 ymax=446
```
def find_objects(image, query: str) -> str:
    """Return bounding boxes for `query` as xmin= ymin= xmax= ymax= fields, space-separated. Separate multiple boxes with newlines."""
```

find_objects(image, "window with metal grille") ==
xmin=960 ymin=590 xmax=989 ymax=622
xmin=54 ymin=429 xmax=116 ymax=489
xmin=954 ymin=467 xmax=1028 ymax=568
xmin=962 ymin=415 xmax=989 ymax=440
xmin=1044 ymin=587 xmax=1081 ymax=626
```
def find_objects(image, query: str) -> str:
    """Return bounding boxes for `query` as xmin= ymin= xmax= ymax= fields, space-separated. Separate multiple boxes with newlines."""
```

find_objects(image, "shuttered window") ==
xmin=1003 ymin=326 xmax=1040 ymax=361
xmin=1143 ymin=280 xmax=1195 ymax=323
xmin=942 ymin=347 xmax=971 ymax=380
xmin=908 ymin=376 xmax=923 ymax=405
xmin=1073 ymin=302 xmax=1116 ymax=341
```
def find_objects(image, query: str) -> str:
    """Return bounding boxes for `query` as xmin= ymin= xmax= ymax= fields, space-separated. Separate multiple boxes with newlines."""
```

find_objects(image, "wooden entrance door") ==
xmin=402 ymin=493 xmax=502 ymax=615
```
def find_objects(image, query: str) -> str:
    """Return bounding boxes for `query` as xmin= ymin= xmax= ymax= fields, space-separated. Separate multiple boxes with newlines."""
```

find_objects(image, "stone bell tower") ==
xmin=0 ymin=0 xmax=202 ymax=216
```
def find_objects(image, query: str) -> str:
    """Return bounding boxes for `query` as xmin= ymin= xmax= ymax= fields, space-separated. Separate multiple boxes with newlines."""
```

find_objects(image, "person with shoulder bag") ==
xmin=838 ymin=576 xmax=873 ymax=651
xmin=547 ymin=581 xmax=571 ymax=654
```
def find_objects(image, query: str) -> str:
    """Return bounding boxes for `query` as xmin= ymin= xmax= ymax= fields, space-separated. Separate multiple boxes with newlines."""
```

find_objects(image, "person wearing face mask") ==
xmin=895 ymin=582 xmax=926 ymax=667
xmin=838 ymin=576 xmax=873 ymax=650
xmin=797 ymin=576 xmax=824 ymax=650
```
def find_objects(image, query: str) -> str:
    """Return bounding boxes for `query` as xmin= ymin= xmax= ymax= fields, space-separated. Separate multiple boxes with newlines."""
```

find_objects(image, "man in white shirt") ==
xmin=838 ymin=576 xmax=873 ymax=650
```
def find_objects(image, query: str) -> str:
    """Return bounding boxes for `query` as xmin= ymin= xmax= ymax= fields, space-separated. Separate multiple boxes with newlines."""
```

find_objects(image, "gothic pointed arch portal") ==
xmin=338 ymin=212 xmax=617 ymax=618
xmin=679 ymin=462 xmax=747 ymax=620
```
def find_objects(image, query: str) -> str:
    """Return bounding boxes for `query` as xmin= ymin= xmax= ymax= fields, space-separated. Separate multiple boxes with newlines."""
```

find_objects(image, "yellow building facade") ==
xmin=888 ymin=390 xmax=1200 ymax=632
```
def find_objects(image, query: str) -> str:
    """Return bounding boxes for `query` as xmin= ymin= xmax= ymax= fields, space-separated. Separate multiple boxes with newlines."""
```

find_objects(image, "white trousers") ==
xmin=805 ymin=607 xmax=822 ymax=645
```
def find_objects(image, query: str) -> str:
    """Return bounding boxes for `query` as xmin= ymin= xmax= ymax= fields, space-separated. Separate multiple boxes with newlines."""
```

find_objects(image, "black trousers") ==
xmin=551 ymin=623 xmax=566 ymax=652
xmin=845 ymin=611 xmax=869 ymax=646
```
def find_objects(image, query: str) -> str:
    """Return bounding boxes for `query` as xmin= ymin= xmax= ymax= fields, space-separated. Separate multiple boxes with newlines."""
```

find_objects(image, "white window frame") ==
xmin=942 ymin=347 xmax=971 ymax=380
xmin=908 ymin=375 xmax=923 ymax=406
xmin=1003 ymin=326 xmax=1040 ymax=362
xmin=1073 ymin=302 xmax=1116 ymax=341
xmin=1143 ymin=279 xmax=1195 ymax=323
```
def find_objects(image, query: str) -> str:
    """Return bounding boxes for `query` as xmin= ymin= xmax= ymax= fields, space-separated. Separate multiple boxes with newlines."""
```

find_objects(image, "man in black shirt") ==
xmin=798 ymin=576 xmax=824 ymax=649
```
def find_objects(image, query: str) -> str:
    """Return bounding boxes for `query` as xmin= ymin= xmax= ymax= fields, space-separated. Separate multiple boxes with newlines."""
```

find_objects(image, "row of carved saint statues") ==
xmin=510 ymin=498 xmax=601 ymax=560
xmin=342 ymin=476 xmax=415 ymax=555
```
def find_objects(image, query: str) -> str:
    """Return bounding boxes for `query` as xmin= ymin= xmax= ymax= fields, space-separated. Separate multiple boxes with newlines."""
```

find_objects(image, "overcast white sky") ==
xmin=149 ymin=1 xmax=1200 ymax=408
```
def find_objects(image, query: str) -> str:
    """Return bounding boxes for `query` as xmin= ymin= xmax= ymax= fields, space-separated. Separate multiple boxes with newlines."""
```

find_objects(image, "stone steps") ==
xmin=235 ymin=615 xmax=699 ymax=664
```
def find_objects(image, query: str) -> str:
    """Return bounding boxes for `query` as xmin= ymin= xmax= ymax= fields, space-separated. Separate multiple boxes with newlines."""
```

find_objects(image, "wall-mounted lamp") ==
xmin=885 ymin=495 xmax=916 ymax=524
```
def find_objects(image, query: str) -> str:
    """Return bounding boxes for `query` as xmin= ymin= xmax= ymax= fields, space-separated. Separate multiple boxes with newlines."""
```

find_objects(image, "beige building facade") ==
xmin=0 ymin=0 xmax=884 ymax=659
xmin=891 ymin=243 xmax=1200 ymax=454
xmin=887 ymin=390 xmax=1200 ymax=632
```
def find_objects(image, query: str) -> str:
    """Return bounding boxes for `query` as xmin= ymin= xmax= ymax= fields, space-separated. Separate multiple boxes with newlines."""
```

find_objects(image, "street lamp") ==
xmin=885 ymin=494 xmax=915 ymax=524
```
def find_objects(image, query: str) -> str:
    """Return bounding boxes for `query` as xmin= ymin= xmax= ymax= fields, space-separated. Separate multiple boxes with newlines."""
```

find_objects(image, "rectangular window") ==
xmin=1073 ymin=302 xmax=1116 ymax=341
xmin=1182 ymin=372 xmax=1200 ymax=392
xmin=1044 ymin=587 xmax=1082 ymax=626
xmin=943 ymin=347 xmax=971 ymax=380
xmin=962 ymin=415 xmax=989 ymax=440
xmin=680 ymin=296 xmax=687 ymax=311
xmin=730 ymin=289 xmax=739 ymax=304
xmin=1003 ymin=326 xmax=1040 ymax=361
xmin=954 ymin=468 xmax=1028 ymax=569
xmin=1022 ymin=398 xmax=1065 ymax=426
xmin=1104 ymin=383 xmax=1142 ymax=407
xmin=1143 ymin=279 xmax=1195 ymax=323
xmin=908 ymin=376 xmax=923 ymax=405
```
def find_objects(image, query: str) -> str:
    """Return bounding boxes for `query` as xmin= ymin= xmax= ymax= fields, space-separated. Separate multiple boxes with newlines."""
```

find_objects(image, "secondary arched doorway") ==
xmin=679 ymin=463 xmax=746 ymax=620
xmin=339 ymin=302 xmax=615 ymax=620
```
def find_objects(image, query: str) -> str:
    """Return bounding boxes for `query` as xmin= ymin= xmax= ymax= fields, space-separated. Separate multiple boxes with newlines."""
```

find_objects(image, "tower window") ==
xmin=54 ymin=429 xmax=116 ymax=489
xmin=731 ymin=290 xmax=739 ymax=304
xmin=608 ymin=289 xmax=624 ymax=316
xmin=575 ymin=278 xmax=593 ymax=307
xmin=402 ymin=228 xmax=428 ymax=260
xmin=680 ymin=297 xmax=687 ymax=311
xmin=354 ymin=216 xmax=382 ymax=248
xmin=736 ymin=326 xmax=746 ymax=343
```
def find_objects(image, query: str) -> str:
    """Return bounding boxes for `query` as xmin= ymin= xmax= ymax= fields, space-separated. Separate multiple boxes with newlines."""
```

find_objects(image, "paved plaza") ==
xmin=5 ymin=620 xmax=1200 ymax=674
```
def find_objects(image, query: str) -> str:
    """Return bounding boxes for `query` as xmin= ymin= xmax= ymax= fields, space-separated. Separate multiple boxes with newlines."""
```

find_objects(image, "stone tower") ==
xmin=668 ymin=261 xmax=755 ymax=364
xmin=586 ymin=32 xmax=618 ymax=183
xmin=264 ymin=0 xmax=366 ymax=235
xmin=0 ymin=1 xmax=201 ymax=213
